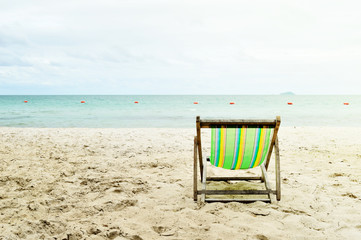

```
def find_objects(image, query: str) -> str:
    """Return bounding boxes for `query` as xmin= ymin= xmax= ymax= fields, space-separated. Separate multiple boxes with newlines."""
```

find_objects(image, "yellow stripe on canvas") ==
xmin=235 ymin=127 xmax=247 ymax=170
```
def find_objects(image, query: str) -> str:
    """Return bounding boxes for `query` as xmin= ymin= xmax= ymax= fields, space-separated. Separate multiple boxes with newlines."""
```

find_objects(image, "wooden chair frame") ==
xmin=193 ymin=116 xmax=281 ymax=203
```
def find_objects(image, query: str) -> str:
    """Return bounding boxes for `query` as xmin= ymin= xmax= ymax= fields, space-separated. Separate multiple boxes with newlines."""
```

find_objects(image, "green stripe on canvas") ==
xmin=240 ymin=128 xmax=256 ymax=169
xmin=210 ymin=128 xmax=216 ymax=166
xmin=223 ymin=128 xmax=236 ymax=169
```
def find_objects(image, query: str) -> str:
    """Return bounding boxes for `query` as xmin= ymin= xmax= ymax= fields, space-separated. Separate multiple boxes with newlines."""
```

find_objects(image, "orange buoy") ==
xmin=230 ymin=102 xmax=235 ymax=105
xmin=81 ymin=101 xmax=85 ymax=103
xmin=193 ymin=102 xmax=198 ymax=104
xmin=24 ymin=100 xmax=28 ymax=103
xmin=134 ymin=101 xmax=139 ymax=104
xmin=287 ymin=102 xmax=293 ymax=105
xmin=344 ymin=102 xmax=349 ymax=105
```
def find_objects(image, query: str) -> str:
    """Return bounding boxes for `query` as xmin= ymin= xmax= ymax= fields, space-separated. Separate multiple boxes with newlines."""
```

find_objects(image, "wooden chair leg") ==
xmin=275 ymin=137 xmax=281 ymax=201
xmin=193 ymin=136 xmax=198 ymax=201
xmin=260 ymin=164 xmax=272 ymax=203
xmin=199 ymin=152 xmax=203 ymax=182
xmin=260 ymin=168 xmax=265 ymax=183
xmin=201 ymin=157 xmax=207 ymax=203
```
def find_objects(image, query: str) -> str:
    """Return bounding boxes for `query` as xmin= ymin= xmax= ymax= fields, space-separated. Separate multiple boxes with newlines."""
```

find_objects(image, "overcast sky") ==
xmin=1 ymin=0 xmax=361 ymax=95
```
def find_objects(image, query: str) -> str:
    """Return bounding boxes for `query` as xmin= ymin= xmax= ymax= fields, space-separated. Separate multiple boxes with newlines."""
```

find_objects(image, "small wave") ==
xmin=0 ymin=116 xmax=31 ymax=120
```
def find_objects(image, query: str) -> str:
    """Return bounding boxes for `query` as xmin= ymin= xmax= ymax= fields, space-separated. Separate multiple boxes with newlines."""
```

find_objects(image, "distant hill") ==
xmin=280 ymin=92 xmax=295 ymax=95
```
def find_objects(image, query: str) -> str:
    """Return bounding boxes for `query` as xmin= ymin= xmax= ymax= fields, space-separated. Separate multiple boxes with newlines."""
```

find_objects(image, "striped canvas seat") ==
xmin=210 ymin=127 xmax=274 ymax=170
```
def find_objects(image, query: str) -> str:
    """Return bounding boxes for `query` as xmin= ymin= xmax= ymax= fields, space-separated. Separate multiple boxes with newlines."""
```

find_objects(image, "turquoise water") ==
xmin=0 ymin=95 xmax=360 ymax=127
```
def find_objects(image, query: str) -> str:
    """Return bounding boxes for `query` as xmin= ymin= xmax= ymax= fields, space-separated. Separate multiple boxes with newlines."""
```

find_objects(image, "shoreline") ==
xmin=1 ymin=127 xmax=361 ymax=239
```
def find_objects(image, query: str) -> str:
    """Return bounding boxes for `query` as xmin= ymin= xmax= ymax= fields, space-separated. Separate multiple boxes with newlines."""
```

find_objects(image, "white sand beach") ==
xmin=0 ymin=127 xmax=361 ymax=239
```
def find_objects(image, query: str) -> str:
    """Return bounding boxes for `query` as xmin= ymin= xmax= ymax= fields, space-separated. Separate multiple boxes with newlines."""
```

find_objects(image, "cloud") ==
xmin=0 ymin=56 xmax=31 ymax=67
xmin=1 ymin=0 xmax=361 ymax=94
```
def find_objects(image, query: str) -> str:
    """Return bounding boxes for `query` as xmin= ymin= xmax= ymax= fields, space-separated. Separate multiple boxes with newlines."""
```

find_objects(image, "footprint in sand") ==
xmin=329 ymin=173 xmax=347 ymax=178
xmin=152 ymin=226 xmax=176 ymax=236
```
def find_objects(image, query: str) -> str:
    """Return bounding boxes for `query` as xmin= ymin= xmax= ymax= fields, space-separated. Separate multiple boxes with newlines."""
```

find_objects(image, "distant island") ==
xmin=280 ymin=92 xmax=295 ymax=95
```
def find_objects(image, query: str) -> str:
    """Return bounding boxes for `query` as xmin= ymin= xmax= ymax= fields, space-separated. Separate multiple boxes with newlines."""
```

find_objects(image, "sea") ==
xmin=0 ymin=95 xmax=360 ymax=128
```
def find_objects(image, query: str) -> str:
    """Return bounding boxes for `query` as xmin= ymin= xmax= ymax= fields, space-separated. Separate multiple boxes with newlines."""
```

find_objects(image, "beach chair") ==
xmin=193 ymin=116 xmax=281 ymax=203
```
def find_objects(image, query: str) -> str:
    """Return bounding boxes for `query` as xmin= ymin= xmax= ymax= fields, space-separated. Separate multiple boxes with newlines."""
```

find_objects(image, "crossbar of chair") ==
xmin=206 ymin=199 xmax=271 ymax=203
xmin=206 ymin=176 xmax=263 ymax=181
xmin=199 ymin=119 xmax=277 ymax=128
xmin=198 ymin=189 xmax=276 ymax=195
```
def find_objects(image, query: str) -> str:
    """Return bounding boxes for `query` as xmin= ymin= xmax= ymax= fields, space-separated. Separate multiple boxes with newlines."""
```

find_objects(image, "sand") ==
xmin=0 ymin=127 xmax=361 ymax=240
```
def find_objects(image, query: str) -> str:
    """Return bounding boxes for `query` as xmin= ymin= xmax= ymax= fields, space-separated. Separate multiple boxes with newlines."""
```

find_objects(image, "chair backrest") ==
xmin=196 ymin=116 xmax=281 ymax=170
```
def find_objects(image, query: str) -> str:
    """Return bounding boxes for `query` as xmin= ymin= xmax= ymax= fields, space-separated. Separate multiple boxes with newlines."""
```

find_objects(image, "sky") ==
xmin=1 ymin=0 xmax=361 ymax=95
